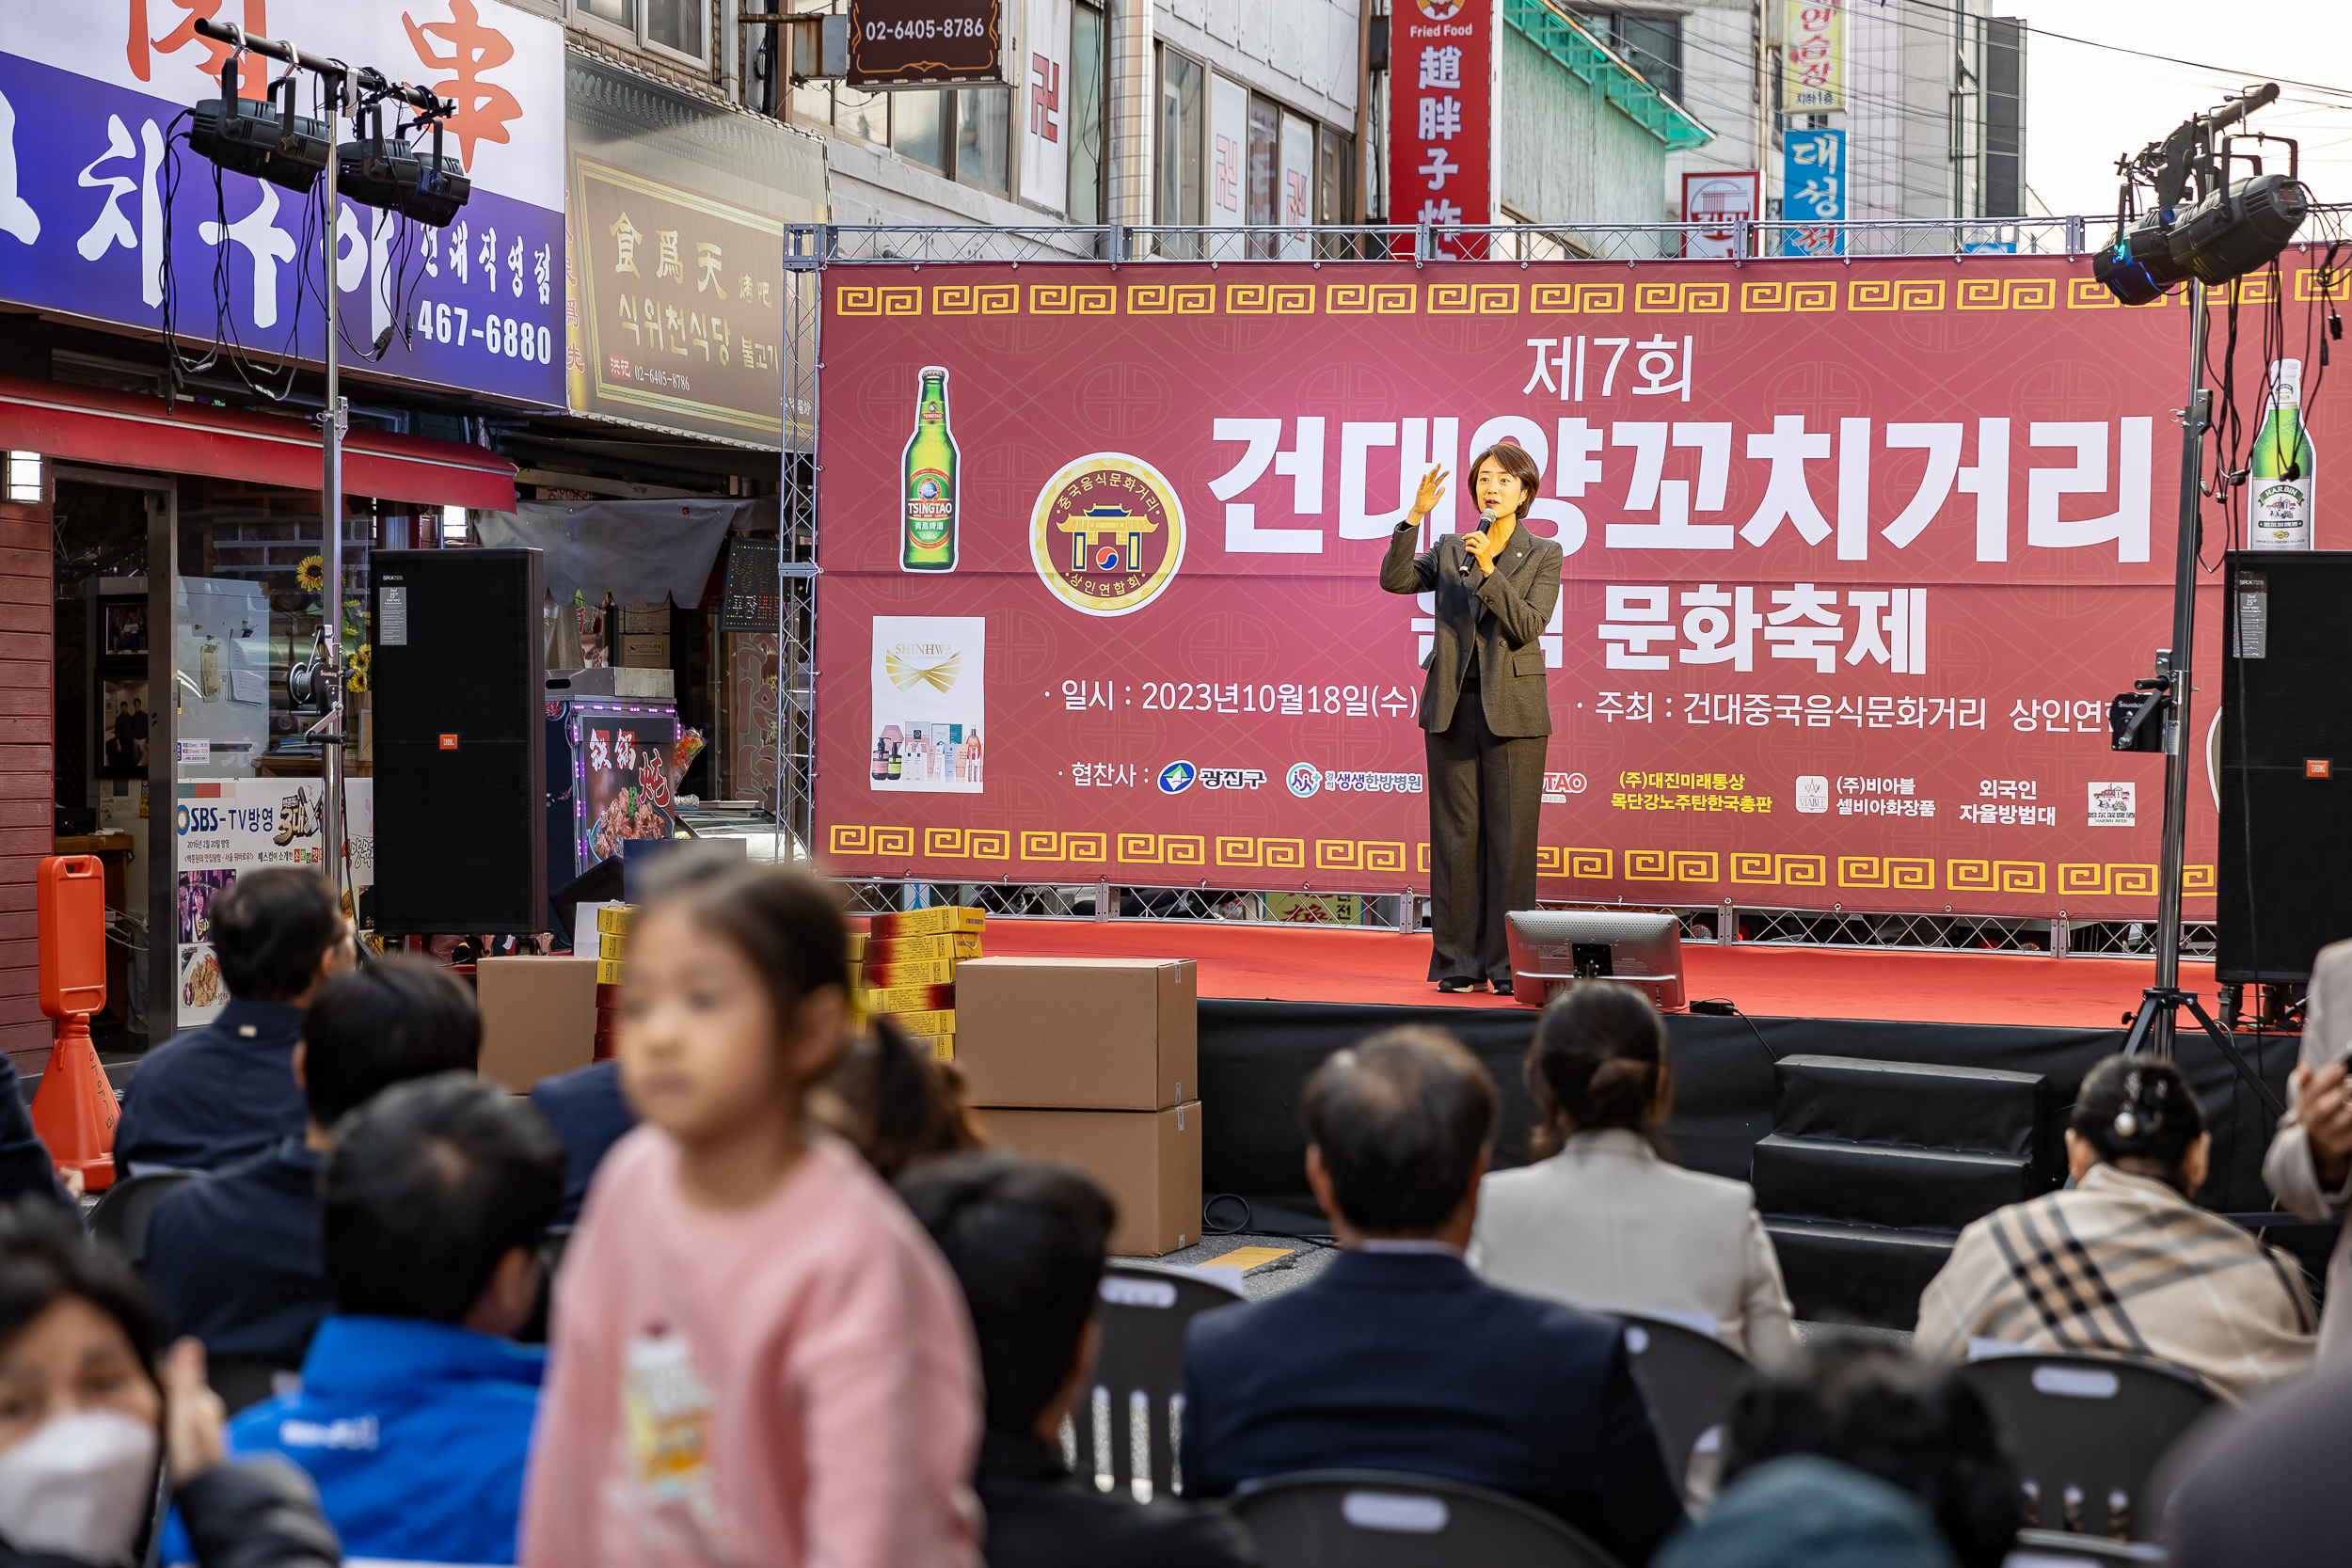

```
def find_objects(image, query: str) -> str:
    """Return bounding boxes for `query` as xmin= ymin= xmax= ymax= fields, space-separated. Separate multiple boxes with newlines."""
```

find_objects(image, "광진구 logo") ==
xmin=1287 ymin=763 xmax=1323 ymax=799
xmin=1029 ymin=452 xmax=1187 ymax=618
xmin=1158 ymin=761 xmax=1197 ymax=795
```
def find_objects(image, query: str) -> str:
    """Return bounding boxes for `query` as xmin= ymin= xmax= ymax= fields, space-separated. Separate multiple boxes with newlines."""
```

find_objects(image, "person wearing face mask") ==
xmin=1379 ymin=440 xmax=1564 ymax=994
xmin=0 ymin=1199 xmax=338 ymax=1568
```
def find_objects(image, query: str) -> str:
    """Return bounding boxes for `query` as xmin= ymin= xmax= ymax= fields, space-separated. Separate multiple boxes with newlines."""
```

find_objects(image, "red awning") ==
xmin=0 ymin=373 xmax=517 ymax=511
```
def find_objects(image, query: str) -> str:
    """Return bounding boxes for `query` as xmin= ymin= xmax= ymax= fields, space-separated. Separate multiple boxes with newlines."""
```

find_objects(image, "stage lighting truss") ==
xmin=2094 ymin=87 xmax=2308 ymax=304
xmin=189 ymin=53 xmax=330 ymax=193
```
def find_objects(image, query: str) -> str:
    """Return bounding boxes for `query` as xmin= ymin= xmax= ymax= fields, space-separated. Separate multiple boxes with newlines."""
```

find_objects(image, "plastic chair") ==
xmin=1228 ymin=1469 xmax=1626 ymax=1568
xmin=2005 ymin=1528 xmax=2169 ymax=1565
xmin=1066 ymin=1259 xmax=1243 ymax=1503
xmin=85 ymin=1170 xmax=197 ymax=1267
xmin=1953 ymin=1352 xmax=2219 ymax=1542
xmin=1615 ymin=1313 xmax=1756 ymax=1494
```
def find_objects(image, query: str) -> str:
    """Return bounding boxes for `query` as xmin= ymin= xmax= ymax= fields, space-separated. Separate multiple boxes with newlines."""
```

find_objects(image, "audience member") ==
xmin=2261 ymin=935 xmax=2352 ymax=1360
xmin=145 ymin=955 xmax=482 ymax=1374
xmin=116 ymin=868 xmax=356 ymax=1174
xmin=528 ymin=1058 xmax=634 ymax=1227
xmin=900 ymin=1152 xmax=1258 ymax=1568
xmin=0 ymin=1054 xmax=72 ymax=1210
xmin=1718 ymin=1339 xmax=2015 ymax=1568
xmin=522 ymin=863 xmax=981 ymax=1568
xmin=818 ymin=1028 xmax=986 ymax=1181
xmin=2161 ymin=1354 xmax=2352 ymax=1565
xmin=1653 ymin=1455 xmax=1957 ymax=1568
xmin=227 ymin=1074 xmax=563 ymax=1565
xmin=1470 ymin=981 xmax=1798 ymax=1367
xmin=1181 ymin=1027 xmax=1684 ymax=1566
xmin=0 ymin=1199 xmax=338 ymax=1568
xmin=1916 ymin=1054 xmax=2314 ymax=1399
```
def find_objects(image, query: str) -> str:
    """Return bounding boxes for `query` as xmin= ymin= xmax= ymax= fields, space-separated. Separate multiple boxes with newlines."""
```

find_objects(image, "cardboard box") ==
xmin=974 ymin=1103 xmax=1202 ymax=1257
xmin=598 ymin=931 xmax=627 ymax=959
xmin=864 ymin=981 xmax=953 ymax=1015
xmin=868 ymin=906 xmax=985 ymax=939
xmin=475 ymin=956 xmax=602 ymax=1091
xmin=615 ymin=631 xmax=670 ymax=670
xmin=956 ymin=958 xmax=1197 ymax=1110
xmin=866 ymin=931 xmax=981 ymax=963
xmin=882 ymin=1007 xmax=954 ymax=1036
xmin=864 ymin=957 xmax=956 ymax=988
xmin=596 ymin=905 xmax=634 ymax=935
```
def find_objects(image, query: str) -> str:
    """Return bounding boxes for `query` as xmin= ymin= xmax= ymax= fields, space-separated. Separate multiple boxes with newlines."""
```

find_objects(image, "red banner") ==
xmin=1390 ymin=0 xmax=1492 ymax=235
xmin=813 ymin=255 xmax=2349 ymax=917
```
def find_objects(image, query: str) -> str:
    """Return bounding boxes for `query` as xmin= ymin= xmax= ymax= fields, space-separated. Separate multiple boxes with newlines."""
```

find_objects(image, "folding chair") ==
xmin=1229 ymin=1468 xmax=1625 ymax=1568
xmin=1066 ymin=1259 xmax=1244 ymax=1502
xmin=1953 ymin=1352 xmax=2218 ymax=1541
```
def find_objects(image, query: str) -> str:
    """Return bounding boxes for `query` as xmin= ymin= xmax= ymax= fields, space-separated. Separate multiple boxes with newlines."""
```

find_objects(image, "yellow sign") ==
xmin=1783 ymin=0 xmax=1842 ymax=113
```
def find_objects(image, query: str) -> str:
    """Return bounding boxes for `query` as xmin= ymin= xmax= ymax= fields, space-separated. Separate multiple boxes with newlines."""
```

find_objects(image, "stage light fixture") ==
xmin=190 ymin=55 xmax=330 ymax=193
xmin=2166 ymin=172 xmax=2308 ymax=286
xmin=2092 ymin=209 xmax=2190 ymax=306
xmin=336 ymin=105 xmax=469 ymax=228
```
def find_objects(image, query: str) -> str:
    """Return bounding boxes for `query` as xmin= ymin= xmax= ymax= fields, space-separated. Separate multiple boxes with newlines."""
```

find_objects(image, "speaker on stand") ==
xmin=370 ymin=548 xmax=547 ymax=934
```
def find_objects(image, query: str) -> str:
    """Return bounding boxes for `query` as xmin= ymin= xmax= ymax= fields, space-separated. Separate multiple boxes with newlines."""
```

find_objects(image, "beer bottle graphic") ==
xmin=2249 ymin=357 xmax=2314 ymax=550
xmin=901 ymin=366 xmax=959 ymax=572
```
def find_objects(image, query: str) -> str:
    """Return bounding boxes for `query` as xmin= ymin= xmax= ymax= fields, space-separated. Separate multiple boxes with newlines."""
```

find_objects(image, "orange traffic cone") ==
xmin=30 ymin=1014 xmax=116 ymax=1193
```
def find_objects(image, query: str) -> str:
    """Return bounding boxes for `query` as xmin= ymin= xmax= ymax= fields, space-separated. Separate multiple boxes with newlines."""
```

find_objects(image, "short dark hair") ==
xmin=2071 ymin=1054 xmax=2206 ymax=1191
xmin=212 ymin=867 xmax=346 ymax=1003
xmin=302 ymin=956 xmax=482 ymax=1126
xmin=1724 ymin=1340 xmax=2019 ymax=1568
xmin=0 ymin=1198 xmax=162 ymax=1372
xmin=1302 ymin=1027 xmax=1495 ymax=1235
xmin=1526 ymin=981 xmax=1670 ymax=1156
xmin=1469 ymin=439 xmax=1543 ymax=501
xmin=322 ymin=1074 xmax=565 ymax=1323
xmin=898 ymin=1153 xmax=1115 ymax=1432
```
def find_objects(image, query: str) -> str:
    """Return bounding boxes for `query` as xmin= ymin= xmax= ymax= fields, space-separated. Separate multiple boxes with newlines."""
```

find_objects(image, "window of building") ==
xmin=1245 ymin=95 xmax=1279 ymax=228
xmin=1158 ymin=47 xmax=1203 ymax=228
xmin=894 ymin=89 xmax=948 ymax=171
xmin=791 ymin=77 xmax=834 ymax=128
xmin=644 ymin=0 xmax=704 ymax=58
xmin=574 ymin=0 xmax=634 ymax=28
xmin=1580 ymin=9 xmax=1682 ymax=103
xmin=1316 ymin=124 xmax=1353 ymax=225
xmin=1980 ymin=17 xmax=2025 ymax=218
xmin=956 ymin=88 xmax=1011 ymax=193
xmin=836 ymin=83 xmax=888 ymax=145
xmin=1069 ymin=3 xmax=1106 ymax=225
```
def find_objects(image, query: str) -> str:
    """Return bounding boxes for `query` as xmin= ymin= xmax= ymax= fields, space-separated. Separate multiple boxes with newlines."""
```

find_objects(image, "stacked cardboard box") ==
xmin=591 ymin=904 xmax=632 ymax=1058
xmin=476 ymin=955 xmax=603 ymax=1090
xmin=856 ymin=906 xmax=983 ymax=1057
xmin=957 ymin=958 xmax=1201 ymax=1257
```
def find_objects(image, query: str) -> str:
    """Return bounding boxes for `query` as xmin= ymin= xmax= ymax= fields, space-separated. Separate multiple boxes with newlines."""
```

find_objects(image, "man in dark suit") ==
xmin=117 ymin=867 xmax=356 ymax=1174
xmin=146 ymin=957 xmax=482 ymax=1374
xmin=902 ymin=1151 xmax=1258 ymax=1568
xmin=1183 ymin=1027 xmax=1684 ymax=1565
xmin=528 ymin=1058 xmax=635 ymax=1227
xmin=1379 ymin=443 xmax=1563 ymax=992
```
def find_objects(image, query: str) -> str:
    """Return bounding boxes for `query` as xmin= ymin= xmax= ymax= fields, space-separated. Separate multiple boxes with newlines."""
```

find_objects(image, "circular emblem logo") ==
xmin=1030 ymin=452 xmax=1186 ymax=618
xmin=1158 ymin=761 xmax=1197 ymax=795
xmin=1287 ymin=763 xmax=1323 ymax=799
xmin=1415 ymin=0 xmax=1463 ymax=17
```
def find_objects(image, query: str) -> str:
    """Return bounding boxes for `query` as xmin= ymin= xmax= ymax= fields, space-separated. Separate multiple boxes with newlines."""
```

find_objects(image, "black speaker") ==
xmin=2217 ymin=552 xmax=2352 ymax=982
xmin=371 ymin=548 xmax=547 ymax=933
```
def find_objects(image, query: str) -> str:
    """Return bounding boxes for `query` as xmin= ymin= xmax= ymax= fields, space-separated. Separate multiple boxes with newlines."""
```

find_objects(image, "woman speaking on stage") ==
xmin=1379 ymin=439 xmax=1563 ymax=994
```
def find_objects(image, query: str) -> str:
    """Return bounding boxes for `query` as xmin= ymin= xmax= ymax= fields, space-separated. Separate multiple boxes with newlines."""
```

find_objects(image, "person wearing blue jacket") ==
xmin=225 ymin=1073 xmax=566 ymax=1565
xmin=526 ymin=1056 xmax=635 ymax=1227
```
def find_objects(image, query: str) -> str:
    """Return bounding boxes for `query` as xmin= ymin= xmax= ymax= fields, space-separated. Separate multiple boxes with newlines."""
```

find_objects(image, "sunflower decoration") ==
xmin=295 ymin=555 xmax=326 ymax=594
xmin=343 ymin=643 xmax=373 ymax=696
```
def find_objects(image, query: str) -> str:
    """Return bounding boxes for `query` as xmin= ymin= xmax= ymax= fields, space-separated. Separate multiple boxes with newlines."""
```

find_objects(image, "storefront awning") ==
xmin=0 ymin=374 xmax=517 ymax=511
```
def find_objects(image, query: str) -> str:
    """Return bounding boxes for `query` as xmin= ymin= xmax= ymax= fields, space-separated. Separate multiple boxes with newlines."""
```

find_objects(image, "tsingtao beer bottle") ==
xmin=2249 ymin=357 xmax=2315 ymax=550
xmin=901 ymin=365 xmax=959 ymax=571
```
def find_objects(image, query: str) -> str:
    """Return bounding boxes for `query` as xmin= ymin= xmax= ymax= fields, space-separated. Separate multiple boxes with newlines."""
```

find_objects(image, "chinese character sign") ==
xmin=1783 ymin=0 xmax=1842 ymax=113
xmin=1390 ymin=0 xmax=1491 ymax=240
xmin=811 ymin=253 xmax=2351 ymax=918
xmin=1782 ymin=127 xmax=1845 ymax=257
xmin=1019 ymin=0 xmax=1072 ymax=214
xmin=0 ymin=0 xmax=564 ymax=405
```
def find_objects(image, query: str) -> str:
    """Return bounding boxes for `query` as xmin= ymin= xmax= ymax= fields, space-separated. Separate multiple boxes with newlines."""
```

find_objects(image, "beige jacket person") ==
xmin=1467 ymin=1128 xmax=1800 ymax=1368
xmin=2262 ymin=936 xmax=2352 ymax=1363
xmin=1916 ymin=1164 xmax=2314 ymax=1402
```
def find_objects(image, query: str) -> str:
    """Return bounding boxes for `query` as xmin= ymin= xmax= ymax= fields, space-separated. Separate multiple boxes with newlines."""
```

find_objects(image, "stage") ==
xmin=960 ymin=921 xmax=2308 ymax=1323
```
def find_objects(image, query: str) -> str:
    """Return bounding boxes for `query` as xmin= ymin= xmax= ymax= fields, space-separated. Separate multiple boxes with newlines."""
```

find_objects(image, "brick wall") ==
xmin=0 ymin=498 xmax=53 ymax=1064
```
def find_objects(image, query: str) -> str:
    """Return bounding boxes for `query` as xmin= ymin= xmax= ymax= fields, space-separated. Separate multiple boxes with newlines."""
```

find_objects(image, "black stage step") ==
xmin=1766 ymin=1217 xmax=1958 ymax=1329
xmin=1773 ymin=1054 xmax=2046 ymax=1159
xmin=1752 ymin=1132 xmax=2036 ymax=1233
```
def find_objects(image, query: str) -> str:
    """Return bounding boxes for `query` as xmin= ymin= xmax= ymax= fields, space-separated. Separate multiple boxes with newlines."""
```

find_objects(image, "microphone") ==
xmin=1460 ymin=507 xmax=1496 ymax=578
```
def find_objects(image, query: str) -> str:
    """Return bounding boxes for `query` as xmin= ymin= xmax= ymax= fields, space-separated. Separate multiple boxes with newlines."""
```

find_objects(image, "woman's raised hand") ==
xmin=1410 ymin=465 xmax=1449 ymax=521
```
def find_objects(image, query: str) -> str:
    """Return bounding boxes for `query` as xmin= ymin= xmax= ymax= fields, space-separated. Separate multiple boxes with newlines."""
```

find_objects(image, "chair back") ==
xmin=86 ymin=1170 xmax=197 ymax=1266
xmin=207 ymin=1354 xmax=301 ymax=1416
xmin=2006 ymin=1528 xmax=2169 ymax=1564
xmin=1066 ymin=1259 xmax=1243 ymax=1502
xmin=1615 ymin=1313 xmax=1756 ymax=1492
xmin=1229 ymin=1468 xmax=1626 ymax=1568
xmin=1953 ymin=1353 xmax=2219 ymax=1541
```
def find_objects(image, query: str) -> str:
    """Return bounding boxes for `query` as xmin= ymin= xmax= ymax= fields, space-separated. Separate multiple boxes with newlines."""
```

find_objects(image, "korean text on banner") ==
xmin=176 ymin=779 xmax=373 ymax=1028
xmin=0 ymin=0 xmax=566 ymax=406
xmin=1390 ymin=0 xmax=1492 ymax=240
xmin=1683 ymin=171 xmax=1759 ymax=260
xmin=1783 ymin=127 xmax=1846 ymax=257
xmin=1784 ymin=0 xmax=1843 ymax=114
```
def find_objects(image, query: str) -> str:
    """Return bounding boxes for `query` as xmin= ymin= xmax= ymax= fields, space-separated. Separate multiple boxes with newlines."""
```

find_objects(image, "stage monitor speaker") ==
xmin=371 ymin=548 xmax=546 ymax=933
xmin=2217 ymin=551 xmax=2352 ymax=983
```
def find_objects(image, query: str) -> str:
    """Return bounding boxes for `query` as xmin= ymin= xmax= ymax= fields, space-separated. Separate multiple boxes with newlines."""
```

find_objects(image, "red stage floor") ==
xmin=970 ymin=920 xmax=2210 ymax=1029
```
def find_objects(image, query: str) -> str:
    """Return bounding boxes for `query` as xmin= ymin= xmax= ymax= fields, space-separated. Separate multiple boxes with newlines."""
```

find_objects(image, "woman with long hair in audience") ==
xmin=1915 ymin=1054 xmax=2314 ymax=1401
xmin=1468 ymin=981 xmax=1798 ymax=1368
xmin=0 ymin=1199 xmax=337 ymax=1567
xmin=521 ymin=863 xmax=982 ymax=1567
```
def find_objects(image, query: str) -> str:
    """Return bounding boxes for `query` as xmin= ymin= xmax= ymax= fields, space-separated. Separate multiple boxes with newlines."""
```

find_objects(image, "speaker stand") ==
xmin=2120 ymin=985 xmax=2282 ymax=1117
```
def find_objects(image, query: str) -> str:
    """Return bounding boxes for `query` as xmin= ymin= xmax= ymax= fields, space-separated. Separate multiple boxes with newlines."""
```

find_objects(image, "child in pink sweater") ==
xmin=521 ymin=865 xmax=982 ymax=1568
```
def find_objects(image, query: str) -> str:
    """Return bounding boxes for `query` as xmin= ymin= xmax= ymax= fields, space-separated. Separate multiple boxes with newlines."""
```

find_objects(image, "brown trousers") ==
xmin=1425 ymin=692 xmax=1547 ymax=984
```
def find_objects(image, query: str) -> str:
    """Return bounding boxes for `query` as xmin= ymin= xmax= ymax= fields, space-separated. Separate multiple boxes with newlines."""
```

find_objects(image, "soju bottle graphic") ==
xmin=2249 ymin=357 xmax=2314 ymax=550
xmin=901 ymin=366 xmax=959 ymax=572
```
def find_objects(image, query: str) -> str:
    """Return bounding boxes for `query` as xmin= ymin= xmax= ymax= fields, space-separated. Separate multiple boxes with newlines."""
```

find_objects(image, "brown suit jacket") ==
xmin=1379 ymin=519 xmax=1563 ymax=737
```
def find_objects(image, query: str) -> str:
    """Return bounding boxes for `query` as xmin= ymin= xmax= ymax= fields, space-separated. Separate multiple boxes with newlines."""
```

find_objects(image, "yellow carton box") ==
xmin=864 ymin=957 xmax=957 ymax=988
xmin=912 ymin=1032 xmax=954 ymax=1060
xmin=596 ymin=958 xmax=625 ymax=986
xmin=596 ymin=904 xmax=634 ymax=936
xmin=848 ymin=932 xmax=868 ymax=959
xmin=598 ymin=931 xmax=627 ymax=960
xmin=864 ymin=982 xmax=954 ymax=1016
xmin=866 ymin=932 xmax=983 ymax=963
xmin=867 ymin=906 xmax=986 ymax=940
xmin=882 ymin=1008 xmax=954 ymax=1037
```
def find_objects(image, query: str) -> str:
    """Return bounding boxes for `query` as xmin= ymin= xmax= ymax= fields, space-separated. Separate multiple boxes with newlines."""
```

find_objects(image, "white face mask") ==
xmin=0 ymin=1408 xmax=160 ymax=1564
